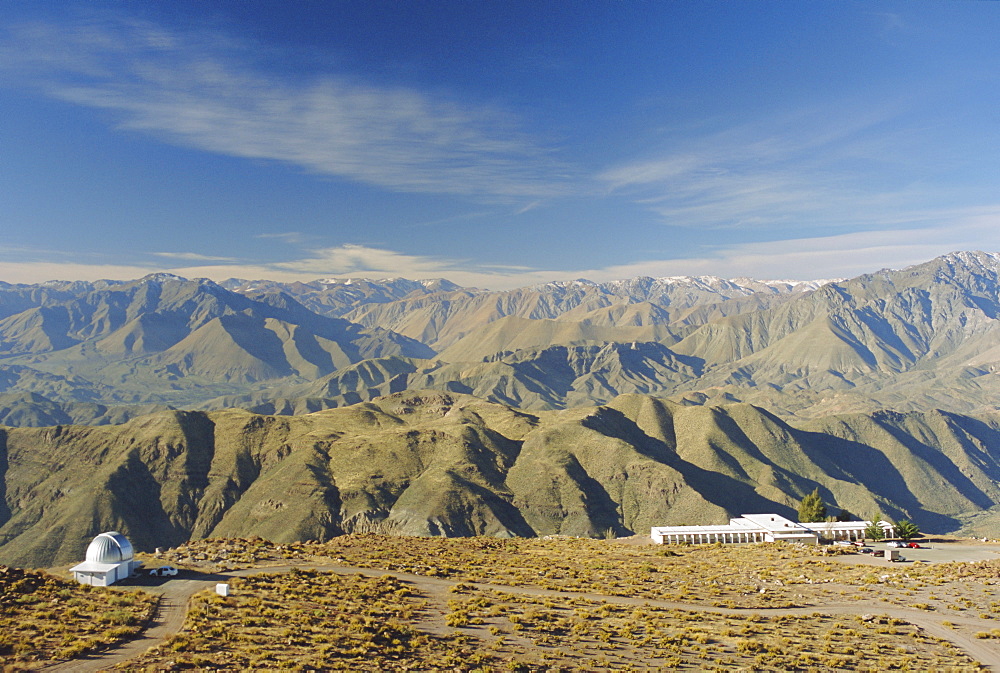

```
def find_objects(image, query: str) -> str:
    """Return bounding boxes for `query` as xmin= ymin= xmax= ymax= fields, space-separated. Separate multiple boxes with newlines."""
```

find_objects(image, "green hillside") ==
xmin=5 ymin=390 xmax=1000 ymax=569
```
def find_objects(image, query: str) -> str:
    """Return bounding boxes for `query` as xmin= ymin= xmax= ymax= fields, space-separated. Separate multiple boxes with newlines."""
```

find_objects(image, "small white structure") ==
xmin=69 ymin=531 xmax=141 ymax=586
xmin=216 ymin=583 xmax=230 ymax=596
xmin=651 ymin=513 xmax=896 ymax=545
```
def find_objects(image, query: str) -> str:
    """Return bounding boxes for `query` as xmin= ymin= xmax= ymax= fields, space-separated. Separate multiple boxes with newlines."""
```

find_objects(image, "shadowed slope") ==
xmin=6 ymin=392 xmax=1000 ymax=567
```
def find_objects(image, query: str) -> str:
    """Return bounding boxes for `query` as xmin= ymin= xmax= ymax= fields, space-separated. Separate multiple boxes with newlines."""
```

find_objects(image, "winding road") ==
xmin=44 ymin=562 xmax=1000 ymax=671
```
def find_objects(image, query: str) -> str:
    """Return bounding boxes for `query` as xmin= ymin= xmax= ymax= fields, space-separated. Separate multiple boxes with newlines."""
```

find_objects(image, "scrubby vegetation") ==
xmin=121 ymin=558 xmax=980 ymax=671
xmin=0 ymin=565 xmax=155 ymax=670
xmin=9 ymin=535 xmax=996 ymax=670
xmin=157 ymin=533 xmax=1000 ymax=615
xmin=132 ymin=535 xmax=999 ymax=669
xmin=124 ymin=570 xmax=495 ymax=670
xmin=157 ymin=534 xmax=881 ymax=608
xmin=441 ymin=586 xmax=968 ymax=670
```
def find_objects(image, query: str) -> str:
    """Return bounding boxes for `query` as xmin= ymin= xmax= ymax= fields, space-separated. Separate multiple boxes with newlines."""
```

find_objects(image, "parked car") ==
xmin=886 ymin=541 xmax=906 ymax=548
xmin=860 ymin=547 xmax=874 ymax=554
xmin=149 ymin=566 xmax=179 ymax=577
xmin=907 ymin=542 xmax=921 ymax=549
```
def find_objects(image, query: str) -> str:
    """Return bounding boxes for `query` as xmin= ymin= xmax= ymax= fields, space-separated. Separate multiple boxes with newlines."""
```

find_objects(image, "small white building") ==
xmin=69 ymin=531 xmax=142 ymax=586
xmin=651 ymin=513 xmax=896 ymax=545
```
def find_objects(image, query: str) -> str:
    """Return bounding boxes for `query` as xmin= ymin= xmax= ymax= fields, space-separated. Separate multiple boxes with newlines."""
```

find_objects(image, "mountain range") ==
xmin=6 ymin=389 xmax=1000 ymax=568
xmin=3 ymin=251 xmax=1000 ymax=424
xmin=8 ymin=252 xmax=1000 ymax=566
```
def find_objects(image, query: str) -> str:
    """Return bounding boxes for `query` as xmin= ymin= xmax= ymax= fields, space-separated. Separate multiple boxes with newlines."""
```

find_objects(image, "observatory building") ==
xmin=651 ymin=513 xmax=896 ymax=545
xmin=69 ymin=531 xmax=141 ymax=586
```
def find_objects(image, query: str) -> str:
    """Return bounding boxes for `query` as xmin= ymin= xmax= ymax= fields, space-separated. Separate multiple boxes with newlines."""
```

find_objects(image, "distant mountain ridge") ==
xmin=221 ymin=276 xmax=465 ymax=318
xmin=4 ymin=252 xmax=1000 ymax=424
xmin=9 ymin=255 xmax=1000 ymax=566
xmin=341 ymin=272 xmax=828 ymax=351
xmin=0 ymin=274 xmax=432 ymax=414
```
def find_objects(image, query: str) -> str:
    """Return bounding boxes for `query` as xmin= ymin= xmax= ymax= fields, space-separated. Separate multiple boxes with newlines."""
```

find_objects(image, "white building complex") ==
xmin=69 ymin=531 xmax=142 ymax=586
xmin=651 ymin=513 xmax=896 ymax=545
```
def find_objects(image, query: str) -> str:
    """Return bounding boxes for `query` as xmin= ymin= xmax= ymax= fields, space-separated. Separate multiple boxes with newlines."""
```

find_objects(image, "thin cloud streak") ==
xmin=254 ymin=232 xmax=305 ymax=244
xmin=1 ymin=18 xmax=571 ymax=198
xmin=152 ymin=252 xmax=237 ymax=262
xmin=5 ymin=205 xmax=1000 ymax=289
xmin=597 ymin=103 xmax=951 ymax=232
xmin=0 ymin=261 xmax=164 ymax=285
xmin=573 ymin=209 xmax=1000 ymax=283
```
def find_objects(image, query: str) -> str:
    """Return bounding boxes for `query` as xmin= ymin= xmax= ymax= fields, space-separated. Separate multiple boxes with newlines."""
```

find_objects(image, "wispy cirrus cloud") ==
xmin=0 ymin=17 xmax=571 ymax=199
xmin=5 ymin=204 xmax=1000 ymax=289
xmin=272 ymin=244 xmax=460 ymax=277
xmin=254 ymin=232 xmax=305 ymax=244
xmin=597 ymin=104 xmax=948 ymax=231
xmin=566 ymin=205 xmax=1000 ymax=282
xmin=152 ymin=251 xmax=237 ymax=262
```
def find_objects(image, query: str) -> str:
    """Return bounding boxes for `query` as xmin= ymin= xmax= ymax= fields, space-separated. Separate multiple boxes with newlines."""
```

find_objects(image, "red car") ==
xmin=906 ymin=542 xmax=920 ymax=549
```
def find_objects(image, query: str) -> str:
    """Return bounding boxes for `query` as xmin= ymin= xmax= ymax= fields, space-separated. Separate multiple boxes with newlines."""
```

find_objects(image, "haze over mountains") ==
xmin=2 ymin=251 xmax=1000 ymax=425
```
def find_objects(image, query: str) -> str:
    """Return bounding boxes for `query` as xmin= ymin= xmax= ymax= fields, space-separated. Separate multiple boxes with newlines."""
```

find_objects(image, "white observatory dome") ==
xmin=84 ymin=531 xmax=135 ymax=564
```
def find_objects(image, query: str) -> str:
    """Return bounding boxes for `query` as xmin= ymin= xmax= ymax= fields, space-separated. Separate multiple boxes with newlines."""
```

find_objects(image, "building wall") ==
xmin=651 ymin=516 xmax=896 ymax=545
xmin=72 ymin=561 xmax=134 ymax=586
xmin=73 ymin=571 xmax=109 ymax=587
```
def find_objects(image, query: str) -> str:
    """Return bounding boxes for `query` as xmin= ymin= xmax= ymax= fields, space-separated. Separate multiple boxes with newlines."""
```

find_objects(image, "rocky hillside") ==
xmin=4 ymin=252 xmax=1000 ymax=423
xmin=341 ymin=275 xmax=824 ymax=351
xmin=0 ymin=274 xmax=432 ymax=412
xmin=5 ymin=391 xmax=1000 ymax=568
xmin=221 ymin=276 xmax=464 ymax=318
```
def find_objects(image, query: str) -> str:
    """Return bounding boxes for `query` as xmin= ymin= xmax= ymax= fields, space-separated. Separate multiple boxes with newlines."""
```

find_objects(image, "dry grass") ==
xmin=444 ymin=585 xmax=968 ymax=670
xmin=123 ymin=569 xmax=496 ymax=670
xmin=0 ymin=565 xmax=156 ymax=671
xmin=159 ymin=535 xmax=870 ymax=608
xmin=125 ymin=566 xmax=979 ymax=671
xmin=157 ymin=534 xmax=1000 ymax=616
xmin=136 ymin=536 xmax=992 ymax=670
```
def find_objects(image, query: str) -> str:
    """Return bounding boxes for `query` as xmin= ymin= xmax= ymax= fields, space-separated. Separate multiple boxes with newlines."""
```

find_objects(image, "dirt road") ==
xmin=43 ymin=562 xmax=1000 ymax=671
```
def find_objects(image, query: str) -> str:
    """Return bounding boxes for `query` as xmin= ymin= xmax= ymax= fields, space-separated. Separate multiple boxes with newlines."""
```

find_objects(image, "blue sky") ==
xmin=2 ymin=1 xmax=1000 ymax=288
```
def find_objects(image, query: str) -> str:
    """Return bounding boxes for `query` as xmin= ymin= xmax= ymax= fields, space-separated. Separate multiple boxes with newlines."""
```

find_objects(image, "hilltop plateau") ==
xmin=12 ymin=535 xmax=1000 ymax=670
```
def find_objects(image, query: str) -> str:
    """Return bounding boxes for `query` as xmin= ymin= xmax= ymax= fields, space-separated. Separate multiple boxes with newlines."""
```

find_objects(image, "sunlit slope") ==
xmin=5 ymin=391 xmax=1000 ymax=568
xmin=344 ymin=276 xmax=814 ymax=351
xmin=436 ymin=315 xmax=679 ymax=362
xmin=0 ymin=275 xmax=433 ymax=403
xmin=7 ymin=252 xmax=1000 ymax=423
xmin=299 ymin=342 xmax=699 ymax=410
xmin=678 ymin=252 xmax=1000 ymax=386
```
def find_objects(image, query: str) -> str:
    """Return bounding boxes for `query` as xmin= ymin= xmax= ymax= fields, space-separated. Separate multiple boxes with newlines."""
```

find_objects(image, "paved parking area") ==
xmin=835 ymin=540 xmax=1000 ymax=566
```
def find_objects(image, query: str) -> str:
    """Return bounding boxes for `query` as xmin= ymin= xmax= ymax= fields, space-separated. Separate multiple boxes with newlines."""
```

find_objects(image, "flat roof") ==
xmin=809 ymin=521 xmax=892 ymax=530
xmin=69 ymin=561 xmax=121 ymax=573
xmin=652 ymin=514 xmax=892 ymax=539
xmin=738 ymin=513 xmax=807 ymax=533
xmin=652 ymin=525 xmax=760 ymax=535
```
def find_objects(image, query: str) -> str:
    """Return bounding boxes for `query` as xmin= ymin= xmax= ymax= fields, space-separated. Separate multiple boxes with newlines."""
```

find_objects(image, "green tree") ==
xmin=835 ymin=509 xmax=855 ymax=522
xmin=895 ymin=519 xmax=920 ymax=542
xmin=797 ymin=488 xmax=827 ymax=523
xmin=864 ymin=514 xmax=886 ymax=541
